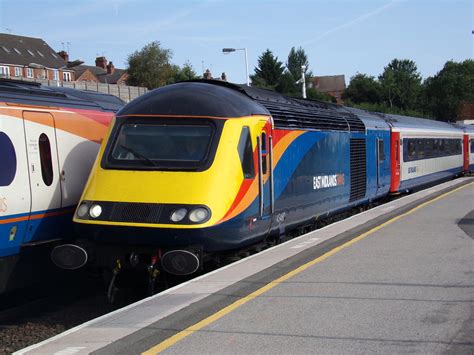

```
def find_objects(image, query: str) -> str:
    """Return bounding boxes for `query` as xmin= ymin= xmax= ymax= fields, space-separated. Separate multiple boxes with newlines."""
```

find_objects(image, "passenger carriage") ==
xmin=387 ymin=114 xmax=464 ymax=192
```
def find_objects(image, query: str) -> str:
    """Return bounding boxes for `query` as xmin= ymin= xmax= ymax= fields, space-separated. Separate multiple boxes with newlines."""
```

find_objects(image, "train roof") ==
xmin=0 ymin=78 xmax=124 ymax=112
xmin=382 ymin=112 xmax=461 ymax=133
xmin=341 ymin=106 xmax=390 ymax=131
xmin=453 ymin=122 xmax=474 ymax=134
xmin=119 ymin=80 xmax=366 ymax=133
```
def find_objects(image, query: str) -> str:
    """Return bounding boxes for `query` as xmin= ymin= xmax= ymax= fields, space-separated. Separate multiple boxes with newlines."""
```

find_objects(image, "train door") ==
xmin=256 ymin=120 xmax=274 ymax=224
xmin=389 ymin=131 xmax=401 ymax=193
xmin=22 ymin=111 xmax=62 ymax=243
xmin=0 ymin=113 xmax=31 ymax=257
xmin=463 ymin=134 xmax=469 ymax=173
xmin=376 ymin=138 xmax=386 ymax=194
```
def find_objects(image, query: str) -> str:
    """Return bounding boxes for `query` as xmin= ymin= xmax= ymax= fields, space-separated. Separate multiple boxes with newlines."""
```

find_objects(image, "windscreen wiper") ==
xmin=119 ymin=144 xmax=157 ymax=167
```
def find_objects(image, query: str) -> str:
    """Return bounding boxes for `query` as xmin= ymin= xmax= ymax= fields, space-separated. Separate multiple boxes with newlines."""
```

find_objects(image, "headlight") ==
xmin=76 ymin=203 xmax=89 ymax=218
xmin=189 ymin=208 xmax=210 ymax=223
xmin=89 ymin=204 xmax=103 ymax=218
xmin=170 ymin=208 xmax=187 ymax=222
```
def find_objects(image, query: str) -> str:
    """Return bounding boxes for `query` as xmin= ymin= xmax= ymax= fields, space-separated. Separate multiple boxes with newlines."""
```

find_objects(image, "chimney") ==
xmin=57 ymin=50 xmax=69 ymax=62
xmin=106 ymin=61 xmax=115 ymax=75
xmin=95 ymin=56 xmax=107 ymax=70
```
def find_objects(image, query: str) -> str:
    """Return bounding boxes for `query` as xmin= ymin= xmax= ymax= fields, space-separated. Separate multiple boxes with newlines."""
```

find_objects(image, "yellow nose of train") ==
xmin=73 ymin=81 xmax=271 ymax=231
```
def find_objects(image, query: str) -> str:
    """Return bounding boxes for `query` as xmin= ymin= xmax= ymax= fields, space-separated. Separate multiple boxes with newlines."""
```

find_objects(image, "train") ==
xmin=50 ymin=80 xmax=473 ymax=285
xmin=0 ymin=78 xmax=124 ymax=293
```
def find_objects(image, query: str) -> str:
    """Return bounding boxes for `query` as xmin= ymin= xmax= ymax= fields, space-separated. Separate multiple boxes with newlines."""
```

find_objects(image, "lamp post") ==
xmin=222 ymin=47 xmax=250 ymax=86
xmin=296 ymin=65 xmax=307 ymax=99
xmin=301 ymin=65 xmax=306 ymax=99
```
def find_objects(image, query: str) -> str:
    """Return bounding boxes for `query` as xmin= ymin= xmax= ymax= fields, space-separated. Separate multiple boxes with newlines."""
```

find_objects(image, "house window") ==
xmin=27 ymin=68 xmax=34 ymax=78
xmin=0 ymin=66 xmax=9 ymax=77
xmin=37 ymin=50 xmax=44 ymax=57
xmin=27 ymin=49 xmax=35 ymax=57
xmin=53 ymin=70 xmax=59 ymax=81
xmin=63 ymin=71 xmax=72 ymax=82
xmin=13 ymin=48 xmax=21 ymax=55
xmin=14 ymin=67 xmax=22 ymax=77
xmin=1 ymin=46 xmax=10 ymax=53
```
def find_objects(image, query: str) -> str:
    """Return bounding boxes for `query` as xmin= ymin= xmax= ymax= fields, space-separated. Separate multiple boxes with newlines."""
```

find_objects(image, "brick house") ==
xmin=0 ymin=33 xmax=75 ymax=82
xmin=307 ymin=75 xmax=346 ymax=104
xmin=70 ymin=56 xmax=128 ymax=85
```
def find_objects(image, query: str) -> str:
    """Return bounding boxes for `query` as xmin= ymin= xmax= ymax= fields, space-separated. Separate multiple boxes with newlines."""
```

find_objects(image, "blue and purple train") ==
xmin=51 ymin=80 xmax=473 ymax=277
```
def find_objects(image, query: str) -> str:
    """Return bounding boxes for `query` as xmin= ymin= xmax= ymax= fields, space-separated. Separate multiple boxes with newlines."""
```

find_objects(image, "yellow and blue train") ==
xmin=52 ymin=80 xmax=471 ymax=277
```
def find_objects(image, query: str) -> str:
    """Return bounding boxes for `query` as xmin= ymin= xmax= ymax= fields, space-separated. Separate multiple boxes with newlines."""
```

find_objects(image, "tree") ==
xmin=287 ymin=46 xmax=310 ymax=81
xmin=276 ymin=72 xmax=298 ymax=94
xmin=424 ymin=60 xmax=474 ymax=121
xmin=251 ymin=49 xmax=284 ymax=88
xmin=167 ymin=61 xmax=200 ymax=84
xmin=378 ymin=59 xmax=422 ymax=110
xmin=126 ymin=41 xmax=174 ymax=89
xmin=307 ymin=88 xmax=337 ymax=103
xmin=343 ymin=73 xmax=382 ymax=104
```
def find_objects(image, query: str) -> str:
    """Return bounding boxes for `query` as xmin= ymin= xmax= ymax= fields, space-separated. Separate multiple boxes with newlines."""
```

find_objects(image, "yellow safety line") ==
xmin=142 ymin=181 xmax=473 ymax=354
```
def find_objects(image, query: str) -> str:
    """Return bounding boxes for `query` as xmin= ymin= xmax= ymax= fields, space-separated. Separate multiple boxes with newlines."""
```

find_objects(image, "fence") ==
xmin=3 ymin=76 xmax=148 ymax=102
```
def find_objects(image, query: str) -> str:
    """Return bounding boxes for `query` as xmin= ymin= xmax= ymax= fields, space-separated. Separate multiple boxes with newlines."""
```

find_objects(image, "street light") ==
xmin=222 ymin=47 xmax=250 ymax=86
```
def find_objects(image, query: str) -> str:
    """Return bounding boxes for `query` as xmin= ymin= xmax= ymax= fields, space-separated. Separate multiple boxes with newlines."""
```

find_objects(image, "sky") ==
xmin=0 ymin=0 xmax=472 ymax=85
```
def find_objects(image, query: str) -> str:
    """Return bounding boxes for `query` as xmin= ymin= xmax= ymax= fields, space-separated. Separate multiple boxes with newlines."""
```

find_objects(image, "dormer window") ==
xmin=37 ymin=50 xmax=44 ymax=57
xmin=63 ymin=71 xmax=72 ymax=81
xmin=13 ymin=48 xmax=21 ymax=55
xmin=1 ymin=46 xmax=10 ymax=53
xmin=27 ymin=49 xmax=35 ymax=56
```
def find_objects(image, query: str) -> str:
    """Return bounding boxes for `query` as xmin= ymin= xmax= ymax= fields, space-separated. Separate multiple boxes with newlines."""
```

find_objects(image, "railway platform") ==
xmin=16 ymin=177 xmax=474 ymax=354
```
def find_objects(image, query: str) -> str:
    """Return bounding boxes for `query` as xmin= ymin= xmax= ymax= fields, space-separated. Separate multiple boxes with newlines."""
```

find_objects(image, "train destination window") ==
xmin=39 ymin=133 xmax=54 ymax=186
xmin=237 ymin=127 xmax=255 ymax=179
xmin=0 ymin=132 xmax=17 ymax=186
xmin=108 ymin=122 xmax=215 ymax=170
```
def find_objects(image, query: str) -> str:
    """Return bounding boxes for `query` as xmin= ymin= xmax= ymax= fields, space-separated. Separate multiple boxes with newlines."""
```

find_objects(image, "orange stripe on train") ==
xmin=219 ymin=130 xmax=305 ymax=223
xmin=0 ymin=105 xmax=114 ymax=143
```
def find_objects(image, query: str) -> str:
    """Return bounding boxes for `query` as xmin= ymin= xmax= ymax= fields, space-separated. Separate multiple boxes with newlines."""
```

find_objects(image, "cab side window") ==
xmin=237 ymin=127 xmax=255 ymax=179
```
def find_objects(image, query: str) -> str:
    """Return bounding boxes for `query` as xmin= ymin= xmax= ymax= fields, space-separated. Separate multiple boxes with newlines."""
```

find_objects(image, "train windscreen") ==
xmin=105 ymin=120 xmax=218 ymax=171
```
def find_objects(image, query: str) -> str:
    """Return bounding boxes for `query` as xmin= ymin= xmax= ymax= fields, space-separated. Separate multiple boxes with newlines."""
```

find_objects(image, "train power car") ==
xmin=386 ymin=114 xmax=465 ymax=193
xmin=52 ymin=81 xmax=393 ymax=278
xmin=0 ymin=79 xmax=123 ymax=293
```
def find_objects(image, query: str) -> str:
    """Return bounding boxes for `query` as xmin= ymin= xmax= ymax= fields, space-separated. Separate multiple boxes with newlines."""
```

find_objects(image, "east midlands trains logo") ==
xmin=313 ymin=174 xmax=345 ymax=190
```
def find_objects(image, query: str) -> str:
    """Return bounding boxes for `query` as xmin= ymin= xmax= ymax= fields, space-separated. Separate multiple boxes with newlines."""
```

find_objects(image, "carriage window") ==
xmin=0 ymin=132 xmax=17 ymax=186
xmin=378 ymin=140 xmax=385 ymax=161
xmin=237 ymin=126 xmax=255 ymax=179
xmin=416 ymin=139 xmax=424 ymax=159
xmin=471 ymin=139 xmax=474 ymax=153
xmin=407 ymin=140 xmax=416 ymax=161
xmin=425 ymin=139 xmax=434 ymax=158
xmin=39 ymin=133 xmax=53 ymax=186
